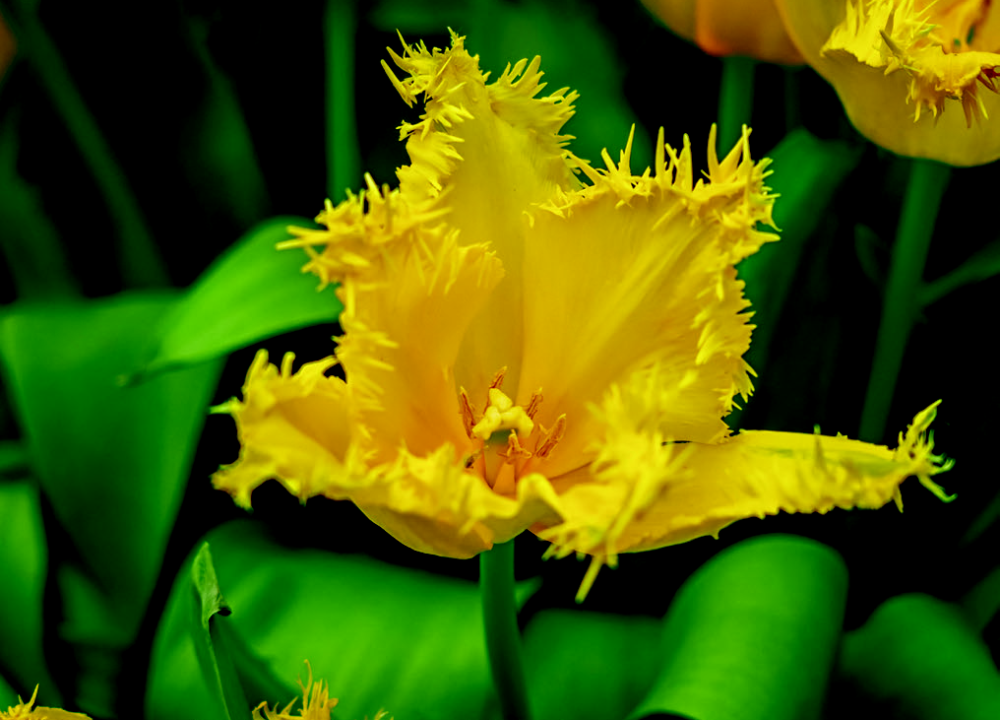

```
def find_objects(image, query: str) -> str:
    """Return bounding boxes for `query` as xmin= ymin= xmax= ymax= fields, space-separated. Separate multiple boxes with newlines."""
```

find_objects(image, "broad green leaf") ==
xmin=0 ymin=294 xmax=222 ymax=714
xmin=524 ymin=609 xmax=662 ymax=720
xmin=190 ymin=544 xmax=249 ymax=720
xmin=0 ymin=481 xmax=59 ymax=706
xmin=136 ymin=217 xmax=342 ymax=378
xmin=631 ymin=534 xmax=848 ymax=720
xmin=148 ymin=520 xmax=536 ymax=720
xmin=839 ymin=593 xmax=1000 ymax=719
xmin=738 ymin=129 xmax=862 ymax=373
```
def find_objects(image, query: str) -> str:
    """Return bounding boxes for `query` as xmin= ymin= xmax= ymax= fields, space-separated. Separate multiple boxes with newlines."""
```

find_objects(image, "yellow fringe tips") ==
xmin=778 ymin=0 xmax=1000 ymax=164
xmin=0 ymin=687 xmax=92 ymax=720
xmin=823 ymin=0 xmax=1000 ymax=126
xmin=252 ymin=660 xmax=391 ymax=720
xmin=213 ymin=32 xmax=951 ymax=599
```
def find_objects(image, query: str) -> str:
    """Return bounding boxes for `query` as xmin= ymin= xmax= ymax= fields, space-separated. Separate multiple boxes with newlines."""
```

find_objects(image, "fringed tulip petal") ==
xmin=776 ymin=0 xmax=1000 ymax=165
xmin=214 ymin=32 xmax=952 ymax=599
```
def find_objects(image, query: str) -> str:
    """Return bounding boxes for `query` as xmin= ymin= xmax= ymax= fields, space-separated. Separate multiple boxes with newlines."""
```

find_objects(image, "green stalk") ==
xmin=858 ymin=158 xmax=950 ymax=442
xmin=481 ymin=541 xmax=531 ymax=720
xmin=718 ymin=56 xmax=755 ymax=152
xmin=325 ymin=0 xmax=360 ymax=201
xmin=2 ymin=1 xmax=167 ymax=287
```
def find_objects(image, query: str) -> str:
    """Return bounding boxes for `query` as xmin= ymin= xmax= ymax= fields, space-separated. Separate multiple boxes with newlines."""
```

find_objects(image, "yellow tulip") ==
xmin=642 ymin=0 xmax=803 ymax=64
xmin=776 ymin=0 xmax=1000 ymax=165
xmin=0 ymin=687 xmax=91 ymax=720
xmin=213 ymin=32 xmax=950 ymax=598
xmin=252 ymin=661 xmax=390 ymax=720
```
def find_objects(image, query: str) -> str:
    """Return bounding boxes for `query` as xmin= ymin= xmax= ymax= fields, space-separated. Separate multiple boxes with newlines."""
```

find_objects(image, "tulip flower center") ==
xmin=459 ymin=368 xmax=566 ymax=495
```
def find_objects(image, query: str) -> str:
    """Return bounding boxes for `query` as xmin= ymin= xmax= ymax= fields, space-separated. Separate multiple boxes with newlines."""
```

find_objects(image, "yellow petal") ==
xmin=643 ymin=0 xmax=802 ymax=64
xmin=352 ymin=444 xmax=565 ymax=557
xmin=336 ymin=231 xmax=505 ymax=464
xmin=538 ymin=402 xmax=951 ymax=568
xmin=254 ymin=661 xmax=339 ymax=720
xmin=641 ymin=0 xmax=697 ymax=42
xmin=517 ymin=126 xmax=776 ymax=478
xmin=213 ymin=354 xmax=566 ymax=556
xmin=695 ymin=0 xmax=804 ymax=64
xmin=211 ymin=350 xmax=362 ymax=508
xmin=776 ymin=0 xmax=1000 ymax=165
xmin=1 ymin=686 xmax=92 ymax=720
xmin=383 ymin=31 xmax=580 ymax=403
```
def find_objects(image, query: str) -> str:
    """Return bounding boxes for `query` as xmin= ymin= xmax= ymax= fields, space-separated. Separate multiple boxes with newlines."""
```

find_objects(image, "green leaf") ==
xmin=0 ymin=673 xmax=18 ymax=709
xmin=921 ymin=237 xmax=1000 ymax=306
xmin=738 ymin=129 xmax=863 ymax=373
xmin=0 ymin=294 xmax=222 ymax=714
xmin=184 ymin=13 xmax=271 ymax=229
xmin=0 ymin=481 xmax=59 ymax=706
xmin=962 ymin=564 xmax=1000 ymax=633
xmin=524 ymin=609 xmax=662 ymax=720
xmin=136 ymin=217 xmax=342 ymax=379
xmin=0 ymin=441 xmax=31 ymax=481
xmin=631 ymin=534 xmax=848 ymax=720
xmin=148 ymin=521 xmax=533 ymax=720
xmin=839 ymin=593 xmax=1000 ymax=719
xmin=190 ymin=544 xmax=249 ymax=720
xmin=0 ymin=109 xmax=79 ymax=300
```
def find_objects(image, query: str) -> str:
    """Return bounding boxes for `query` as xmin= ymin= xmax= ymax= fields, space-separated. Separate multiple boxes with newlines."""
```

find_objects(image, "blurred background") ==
xmin=0 ymin=0 xmax=997 ymax=717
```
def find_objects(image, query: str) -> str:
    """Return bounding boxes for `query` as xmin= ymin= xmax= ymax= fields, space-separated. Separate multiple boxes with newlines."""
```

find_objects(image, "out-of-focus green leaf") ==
xmin=839 ymin=593 xmax=1000 ymax=719
xmin=0 ymin=441 xmax=30 ymax=481
xmin=962 ymin=564 xmax=1000 ymax=633
xmin=0 ymin=481 xmax=59 ymax=706
xmin=738 ymin=129 xmax=862 ymax=372
xmin=962 ymin=488 xmax=1000 ymax=545
xmin=0 ymin=293 xmax=222 ymax=714
xmin=631 ymin=534 xmax=848 ymax=720
xmin=0 ymin=673 xmax=18 ymax=709
xmin=6 ymin=1 xmax=167 ymax=287
xmin=921 ymin=238 xmax=1000 ymax=307
xmin=0 ymin=109 xmax=78 ymax=300
xmin=148 ymin=521 xmax=534 ymax=720
xmin=190 ymin=544 xmax=248 ymax=720
xmin=136 ymin=218 xmax=341 ymax=379
xmin=524 ymin=609 xmax=661 ymax=720
xmin=185 ymin=15 xmax=270 ymax=228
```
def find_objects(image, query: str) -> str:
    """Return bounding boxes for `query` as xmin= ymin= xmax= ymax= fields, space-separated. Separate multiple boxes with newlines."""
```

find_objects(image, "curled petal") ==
xmin=212 ymin=350 xmax=365 ymax=508
xmin=537 ymin=402 xmax=951 ymax=593
xmin=353 ymin=445 xmax=565 ymax=557
xmin=213 ymin=355 xmax=566 ymax=557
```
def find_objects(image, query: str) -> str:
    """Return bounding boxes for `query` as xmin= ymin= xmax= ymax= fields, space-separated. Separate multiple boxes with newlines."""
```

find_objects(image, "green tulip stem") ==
xmin=324 ymin=0 xmax=360 ymax=201
xmin=859 ymin=158 xmax=950 ymax=442
xmin=481 ymin=540 xmax=531 ymax=720
xmin=718 ymin=55 xmax=755 ymax=152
